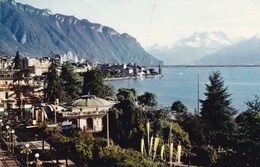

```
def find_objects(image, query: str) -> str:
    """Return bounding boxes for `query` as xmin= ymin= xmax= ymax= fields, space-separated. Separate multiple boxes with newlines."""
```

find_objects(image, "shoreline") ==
xmin=163 ymin=65 xmax=260 ymax=67
xmin=104 ymin=74 xmax=163 ymax=81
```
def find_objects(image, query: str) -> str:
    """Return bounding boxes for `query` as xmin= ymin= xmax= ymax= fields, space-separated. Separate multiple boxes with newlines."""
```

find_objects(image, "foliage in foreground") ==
xmin=43 ymin=70 xmax=260 ymax=167
xmin=44 ymin=127 xmax=155 ymax=167
xmin=98 ymin=145 xmax=157 ymax=167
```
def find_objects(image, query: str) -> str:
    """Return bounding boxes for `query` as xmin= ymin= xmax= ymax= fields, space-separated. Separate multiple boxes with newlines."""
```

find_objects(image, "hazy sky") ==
xmin=16 ymin=0 xmax=260 ymax=47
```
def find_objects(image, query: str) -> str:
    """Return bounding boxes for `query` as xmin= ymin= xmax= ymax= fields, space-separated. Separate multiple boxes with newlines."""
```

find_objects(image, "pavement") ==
xmin=0 ymin=147 xmax=20 ymax=167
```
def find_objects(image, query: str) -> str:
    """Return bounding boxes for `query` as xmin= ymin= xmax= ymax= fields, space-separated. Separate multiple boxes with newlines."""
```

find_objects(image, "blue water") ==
xmin=105 ymin=67 xmax=260 ymax=112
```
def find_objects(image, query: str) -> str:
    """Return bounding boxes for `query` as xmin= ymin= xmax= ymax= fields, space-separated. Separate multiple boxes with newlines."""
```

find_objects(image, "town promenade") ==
xmin=0 ymin=145 xmax=19 ymax=167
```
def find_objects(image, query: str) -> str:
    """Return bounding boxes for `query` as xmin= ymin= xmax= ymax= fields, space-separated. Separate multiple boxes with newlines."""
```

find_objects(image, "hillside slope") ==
xmin=193 ymin=36 xmax=260 ymax=65
xmin=0 ymin=0 xmax=162 ymax=65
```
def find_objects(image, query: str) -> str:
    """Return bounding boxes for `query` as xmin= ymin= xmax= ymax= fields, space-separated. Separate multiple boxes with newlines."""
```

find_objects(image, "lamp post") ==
xmin=107 ymin=112 xmax=109 ymax=147
xmin=55 ymin=106 xmax=57 ymax=123
xmin=26 ymin=144 xmax=30 ymax=167
xmin=6 ymin=125 xmax=10 ymax=152
xmin=0 ymin=119 xmax=2 ymax=135
xmin=54 ymin=98 xmax=59 ymax=124
xmin=21 ymin=143 xmax=31 ymax=167
xmin=35 ymin=153 xmax=42 ymax=167
xmin=11 ymin=129 xmax=16 ymax=154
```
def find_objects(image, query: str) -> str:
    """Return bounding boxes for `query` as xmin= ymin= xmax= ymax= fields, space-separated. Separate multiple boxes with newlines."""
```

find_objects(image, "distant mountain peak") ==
xmin=147 ymin=31 xmax=241 ymax=65
xmin=252 ymin=34 xmax=260 ymax=40
xmin=174 ymin=31 xmax=237 ymax=49
xmin=192 ymin=34 xmax=260 ymax=65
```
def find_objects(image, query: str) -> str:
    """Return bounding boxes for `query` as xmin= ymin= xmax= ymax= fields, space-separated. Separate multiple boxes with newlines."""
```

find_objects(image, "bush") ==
xmin=97 ymin=145 xmax=157 ymax=167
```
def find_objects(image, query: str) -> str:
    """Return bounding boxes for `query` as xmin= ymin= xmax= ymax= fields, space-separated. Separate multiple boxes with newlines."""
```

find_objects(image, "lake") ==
xmin=105 ymin=67 xmax=260 ymax=113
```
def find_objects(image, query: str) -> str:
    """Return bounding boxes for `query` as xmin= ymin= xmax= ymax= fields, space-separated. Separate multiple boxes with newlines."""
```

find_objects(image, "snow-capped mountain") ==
xmin=147 ymin=31 xmax=240 ymax=65
xmin=192 ymin=35 xmax=260 ymax=65
xmin=175 ymin=31 xmax=237 ymax=49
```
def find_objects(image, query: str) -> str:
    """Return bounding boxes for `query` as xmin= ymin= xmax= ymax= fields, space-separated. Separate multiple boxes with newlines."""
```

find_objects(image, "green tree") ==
xmin=14 ymin=51 xmax=22 ymax=69
xmin=13 ymin=70 xmax=24 ymax=85
xmin=171 ymin=100 xmax=188 ymax=113
xmin=116 ymin=88 xmax=137 ymax=102
xmin=233 ymin=96 xmax=260 ymax=166
xmin=107 ymin=88 xmax=147 ymax=149
xmin=44 ymin=62 xmax=66 ymax=102
xmin=60 ymin=63 xmax=82 ymax=100
xmin=171 ymin=103 xmax=205 ymax=146
xmin=82 ymin=70 xmax=106 ymax=98
xmin=104 ymin=83 xmax=116 ymax=98
xmin=200 ymin=71 xmax=236 ymax=147
xmin=149 ymin=109 xmax=190 ymax=148
xmin=138 ymin=91 xmax=158 ymax=107
xmin=74 ymin=132 xmax=106 ymax=165
xmin=109 ymin=100 xmax=145 ymax=149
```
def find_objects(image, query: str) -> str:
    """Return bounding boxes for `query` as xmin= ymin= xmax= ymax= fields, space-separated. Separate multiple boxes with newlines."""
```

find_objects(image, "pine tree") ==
xmin=234 ymin=96 xmax=260 ymax=166
xmin=60 ymin=63 xmax=82 ymax=100
xmin=14 ymin=51 xmax=22 ymax=69
xmin=200 ymin=71 xmax=236 ymax=147
xmin=44 ymin=62 xmax=65 ymax=103
xmin=82 ymin=70 xmax=105 ymax=98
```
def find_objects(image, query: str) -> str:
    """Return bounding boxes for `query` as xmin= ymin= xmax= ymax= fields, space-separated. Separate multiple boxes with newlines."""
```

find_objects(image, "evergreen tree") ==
xmin=44 ymin=62 xmax=66 ymax=103
xmin=233 ymin=95 xmax=260 ymax=166
xmin=82 ymin=70 xmax=105 ymax=98
xmin=14 ymin=51 xmax=22 ymax=69
xmin=60 ymin=63 xmax=82 ymax=100
xmin=200 ymin=71 xmax=236 ymax=147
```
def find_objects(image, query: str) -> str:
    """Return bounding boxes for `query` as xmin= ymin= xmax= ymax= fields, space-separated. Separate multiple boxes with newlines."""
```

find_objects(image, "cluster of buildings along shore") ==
xmin=0 ymin=53 xmax=112 ymax=166
xmin=0 ymin=53 xmax=162 ymax=131
xmin=0 ymin=53 xmax=154 ymax=165
xmin=0 ymin=53 xmax=162 ymax=104
xmin=0 ymin=53 xmax=162 ymax=165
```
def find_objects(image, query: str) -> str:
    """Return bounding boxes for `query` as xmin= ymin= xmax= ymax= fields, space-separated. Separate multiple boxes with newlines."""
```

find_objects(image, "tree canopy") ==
xmin=171 ymin=100 xmax=188 ymax=113
xmin=82 ymin=70 xmax=106 ymax=98
xmin=200 ymin=71 xmax=236 ymax=147
xmin=44 ymin=62 xmax=66 ymax=103
xmin=116 ymin=88 xmax=137 ymax=102
xmin=138 ymin=91 xmax=157 ymax=107
xmin=14 ymin=51 xmax=22 ymax=69
xmin=233 ymin=96 xmax=260 ymax=166
xmin=60 ymin=63 xmax=82 ymax=100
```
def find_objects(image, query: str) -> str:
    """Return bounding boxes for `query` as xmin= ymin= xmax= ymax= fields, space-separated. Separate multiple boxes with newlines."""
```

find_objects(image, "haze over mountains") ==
xmin=193 ymin=35 xmax=260 ymax=65
xmin=0 ymin=0 xmax=162 ymax=66
xmin=1 ymin=0 xmax=259 ymax=66
xmin=147 ymin=31 xmax=243 ymax=65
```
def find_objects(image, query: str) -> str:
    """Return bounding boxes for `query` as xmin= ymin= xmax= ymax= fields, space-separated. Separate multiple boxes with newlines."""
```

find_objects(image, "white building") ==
xmin=57 ymin=95 xmax=115 ymax=133
xmin=0 ymin=56 xmax=13 ymax=70
xmin=28 ymin=58 xmax=51 ymax=76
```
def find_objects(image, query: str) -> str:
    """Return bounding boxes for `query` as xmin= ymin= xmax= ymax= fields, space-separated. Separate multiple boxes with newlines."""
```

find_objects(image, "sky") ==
xmin=16 ymin=0 xmax=260 ymax=48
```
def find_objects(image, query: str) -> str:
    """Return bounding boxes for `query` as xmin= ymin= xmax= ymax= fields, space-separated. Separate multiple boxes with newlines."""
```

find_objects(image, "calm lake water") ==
xmin=105 ymin=67 xmax=260 ymax=113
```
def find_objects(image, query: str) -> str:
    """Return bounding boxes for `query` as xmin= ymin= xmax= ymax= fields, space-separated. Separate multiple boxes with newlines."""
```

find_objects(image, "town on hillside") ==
xmin=0 ymin=52 xmax=163 ymax=166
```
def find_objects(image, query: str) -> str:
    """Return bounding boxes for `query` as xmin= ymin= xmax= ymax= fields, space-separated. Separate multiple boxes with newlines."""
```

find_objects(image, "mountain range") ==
xmin=0 ymin=0 xmax=162 ymax=66
xmin=147 ymin=31 xmax=241 ymax=65
xmin=193 ymin=35 xmax=260 ymax=65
